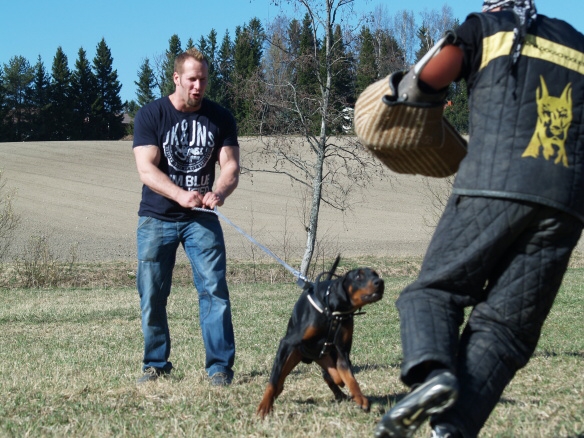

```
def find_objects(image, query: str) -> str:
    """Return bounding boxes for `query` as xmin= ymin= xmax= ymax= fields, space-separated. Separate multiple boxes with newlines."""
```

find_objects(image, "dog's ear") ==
xmin=342 ymin=268 xmax=362 ymax=291
xmin=342 ymin=269 xmax=353 ymax=291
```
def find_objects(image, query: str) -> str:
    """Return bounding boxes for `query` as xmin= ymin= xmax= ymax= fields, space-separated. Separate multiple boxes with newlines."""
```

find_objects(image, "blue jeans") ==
xmin=136 ymin=215 xmax=235 ymax=379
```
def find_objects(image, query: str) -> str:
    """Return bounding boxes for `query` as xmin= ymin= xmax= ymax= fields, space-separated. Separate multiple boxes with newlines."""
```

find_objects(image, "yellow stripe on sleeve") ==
xmin=480 ymin=31 xmax=584 ymax=75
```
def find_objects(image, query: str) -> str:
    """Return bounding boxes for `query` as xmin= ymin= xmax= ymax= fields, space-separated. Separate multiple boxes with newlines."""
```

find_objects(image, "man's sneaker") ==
xmin=430 ymin=424 xmax=462 ymax=438
xmin=210 ymin=372 xmax=232 ymax=387
xmin=374 ymin=371 xmax=459 ymax=438
xmin=137 ymin=367 xmax=163 ymax=385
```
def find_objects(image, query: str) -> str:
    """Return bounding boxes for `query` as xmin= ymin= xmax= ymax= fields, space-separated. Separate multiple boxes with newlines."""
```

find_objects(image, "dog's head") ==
xmin=342 ymin=268 xmax=384 ymax=309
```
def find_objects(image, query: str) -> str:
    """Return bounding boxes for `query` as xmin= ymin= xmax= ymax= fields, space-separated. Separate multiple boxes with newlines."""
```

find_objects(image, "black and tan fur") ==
xmin=257 ymin=263 xmax=384 ymax=418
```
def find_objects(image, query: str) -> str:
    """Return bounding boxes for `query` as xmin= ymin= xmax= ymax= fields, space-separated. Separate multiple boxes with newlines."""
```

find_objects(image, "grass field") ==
xmin=1 ymin=258 xmax=583 ymax=437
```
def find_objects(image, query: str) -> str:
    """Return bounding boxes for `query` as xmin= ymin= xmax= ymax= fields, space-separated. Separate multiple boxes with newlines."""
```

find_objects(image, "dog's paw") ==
xmin=257 ymin=393 xmax=275 ymax=419
xmin=352 ymin=394 xmax=370 ymax=412
xmin=256 ymin=402 xmax=273 ymax=419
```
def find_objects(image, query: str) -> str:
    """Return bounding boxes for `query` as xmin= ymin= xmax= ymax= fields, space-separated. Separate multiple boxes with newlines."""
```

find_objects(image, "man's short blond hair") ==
xmin=174 ymin=48 xmax=208 ymax=74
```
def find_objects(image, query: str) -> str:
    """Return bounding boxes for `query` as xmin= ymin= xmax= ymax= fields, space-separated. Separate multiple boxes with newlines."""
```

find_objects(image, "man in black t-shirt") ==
xmin=132 ymin=48 xmax=239 ymax=387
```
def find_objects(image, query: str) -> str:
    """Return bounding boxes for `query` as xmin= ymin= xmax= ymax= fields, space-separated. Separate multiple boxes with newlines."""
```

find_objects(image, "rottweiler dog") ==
xmin=257 ymin=257 xmax=384 ymax=418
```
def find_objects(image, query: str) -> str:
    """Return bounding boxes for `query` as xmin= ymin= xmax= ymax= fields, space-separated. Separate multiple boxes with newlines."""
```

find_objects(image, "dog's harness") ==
xmin=307 ymin=258 xmax=365 ymax=358
xmin=307 ymin=285 xmax=361 ymax=358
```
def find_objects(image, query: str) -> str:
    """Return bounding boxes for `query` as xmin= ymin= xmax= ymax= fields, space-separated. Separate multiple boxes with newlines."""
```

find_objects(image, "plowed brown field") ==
xmin=1 ymin=139 xmax=581 ymax=264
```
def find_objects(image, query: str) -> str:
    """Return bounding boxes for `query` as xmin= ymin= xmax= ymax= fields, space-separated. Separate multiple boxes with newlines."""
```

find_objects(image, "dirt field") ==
xmin=1 ymin=140 xmax=581 ymax=265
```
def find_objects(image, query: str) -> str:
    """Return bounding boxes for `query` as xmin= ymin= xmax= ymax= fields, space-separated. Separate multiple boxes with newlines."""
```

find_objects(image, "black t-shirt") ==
xmin=133 ymin=97 xmax=238 ymax=221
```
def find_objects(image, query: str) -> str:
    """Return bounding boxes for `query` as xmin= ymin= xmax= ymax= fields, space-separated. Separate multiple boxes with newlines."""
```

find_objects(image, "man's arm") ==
xmin=133 ymin=145 xmax=204 ymax=209
xmin=202 ymin=145 xmax=240 ymax=209
xmin=419 ymin=44 xmax=464 ymax=91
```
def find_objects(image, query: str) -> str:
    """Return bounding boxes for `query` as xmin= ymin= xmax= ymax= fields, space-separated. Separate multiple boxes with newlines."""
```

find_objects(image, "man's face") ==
xmin=174 ymin=58 xmax=208 ymax=110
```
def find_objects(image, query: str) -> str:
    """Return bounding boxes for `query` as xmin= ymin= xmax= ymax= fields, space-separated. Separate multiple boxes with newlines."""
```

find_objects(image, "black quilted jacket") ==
xmin=453 ymin=11 xmax=584 ymax=223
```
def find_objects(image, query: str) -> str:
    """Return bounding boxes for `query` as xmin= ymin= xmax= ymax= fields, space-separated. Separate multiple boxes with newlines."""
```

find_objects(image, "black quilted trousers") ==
xmin=396 ymin=195 xmax=582 ymax=438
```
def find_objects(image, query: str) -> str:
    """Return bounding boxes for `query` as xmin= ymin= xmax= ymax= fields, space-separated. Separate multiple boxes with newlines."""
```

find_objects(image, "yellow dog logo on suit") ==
xmin=522 ymin=75 xmax=573 ymax=167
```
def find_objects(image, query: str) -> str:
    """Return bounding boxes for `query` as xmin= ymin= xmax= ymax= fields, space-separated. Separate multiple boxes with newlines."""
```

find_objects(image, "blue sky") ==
xmin=1 ymin=0 xmax=583 ymax=103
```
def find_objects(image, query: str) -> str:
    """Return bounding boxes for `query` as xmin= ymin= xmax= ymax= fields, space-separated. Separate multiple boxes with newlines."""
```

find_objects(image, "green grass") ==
xmin=0 ymin=259 xmax=582 ymax=437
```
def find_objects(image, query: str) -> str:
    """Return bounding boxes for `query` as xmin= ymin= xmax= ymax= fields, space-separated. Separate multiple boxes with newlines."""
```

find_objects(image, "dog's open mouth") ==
xmin=358 ymin=284 xmax=384 ymax=304
xmin=363 ymin=291 xmax=383 ymax=303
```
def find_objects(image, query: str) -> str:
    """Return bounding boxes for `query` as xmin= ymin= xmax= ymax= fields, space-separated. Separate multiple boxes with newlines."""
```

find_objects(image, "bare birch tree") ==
xmin=391 ymin=10 xmax=417 ymax=66
xmin=243 ymin=0 xmax=385 ymax=276
xmin=419 ymin=5 xmax=457 ymax=45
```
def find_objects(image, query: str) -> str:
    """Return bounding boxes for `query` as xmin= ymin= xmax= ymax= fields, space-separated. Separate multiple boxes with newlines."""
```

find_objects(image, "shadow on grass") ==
xmin=368 ymin=392 xmax=522 ymax=416
xmin=533 ymin=350 xmax=584 ymax=359
xmin=367 ymin=392 xmax=407 ymax=411
xmin=353 ymin=362 xmax=402 ymax=374
xmin=235 ymin=369 xmax=269 ymax=383
xmin=241 ymin=363 xmax=401 ymax=380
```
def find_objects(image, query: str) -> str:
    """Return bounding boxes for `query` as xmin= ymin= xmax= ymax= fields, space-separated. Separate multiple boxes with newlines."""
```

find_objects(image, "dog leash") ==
xmin=192 ymin=207 xmax=310 ymax=287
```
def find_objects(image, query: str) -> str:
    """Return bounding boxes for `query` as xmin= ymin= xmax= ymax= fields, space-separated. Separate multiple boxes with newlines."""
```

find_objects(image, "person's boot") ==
xmin=374 ymin=371 xmax=459 ymax=438
xmin=430 ymin=424 xmax=462 ymax=438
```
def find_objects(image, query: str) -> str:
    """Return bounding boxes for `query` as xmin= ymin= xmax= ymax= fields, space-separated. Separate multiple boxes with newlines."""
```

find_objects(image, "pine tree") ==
xmin=125 ymin=56 xmax=156 ymax=137
xmin=71 ymin=47 xmax=98 ymax=139
xmin=48 ymin=47 xmax=73 ymax=140
xmin=2 ymin=56 xmax=34 ymax=141
xmin=288 ymin=14 xmax=320 ymax=135
xmin=287 ymin=18 xmax=301 ymax=61
xmin=232 ymin=19 xmax=264 ymax=132
xmin=444 ymin=80 xmax=469 ymax=134
xmin=374 ymin=30 xmax=406 ymax=77
xmin=355 ymin=26 xmax=377 ymax=96
xmin=160 ymin=34 xmax=181 ymax=97
xmin=415 ymin=25 xmax=434 ymax=63
xmin=134 ymin=58 xmax=156 ymax=108
xmin=215 ymin=30 xmax=234 ymax=111
xmin=329 ymin=24 xmax=355 ymax=133
xmin=199 ymin=29 xmax=219 ymax=101
xmin=92 ymin=38 xmax=124 ymax=139
xmin=27 ymin=56 xmax=51 ymax=140
xmin=0 ymin=70 xmax=8 ymax=140
xmin=233 ymin=18 xmax=263 ymax=79
xmin=297 ymin=14 xmax=319 ymax=96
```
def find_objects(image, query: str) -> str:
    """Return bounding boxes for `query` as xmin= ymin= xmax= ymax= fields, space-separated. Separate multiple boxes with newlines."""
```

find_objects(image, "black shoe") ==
xmin=210 ymin=372 xmax=232 ymax=387
xmin=137 ymin=367 xmax=164 ymax=385
xmin=374 ymin=371 xmax=459 ymax=438
xmin=430 ymin=424 xmax=462 ymax=438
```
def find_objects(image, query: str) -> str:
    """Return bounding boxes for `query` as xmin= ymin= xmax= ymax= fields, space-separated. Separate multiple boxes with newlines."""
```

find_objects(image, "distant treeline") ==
xmin=0 ymin=6 xmax=469 ymax=142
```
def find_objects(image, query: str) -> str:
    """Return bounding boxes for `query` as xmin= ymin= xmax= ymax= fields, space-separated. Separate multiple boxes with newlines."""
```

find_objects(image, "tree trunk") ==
xmin=300 ymin=149 xmax=325 ymax=275
xmin=299 ymin=1 xmax=334 ymax=276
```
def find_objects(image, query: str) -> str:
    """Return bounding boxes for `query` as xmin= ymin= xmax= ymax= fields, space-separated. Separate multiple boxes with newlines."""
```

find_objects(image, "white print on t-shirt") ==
xmin=163 ymin=119 xmax=216 ymax=173
xmin=169 ymin=174 xmax=210 ymax=194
